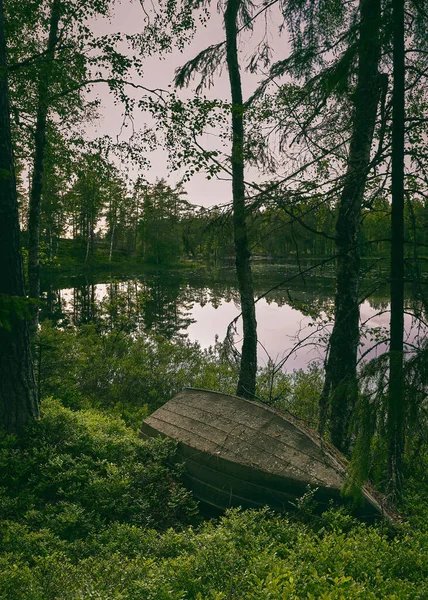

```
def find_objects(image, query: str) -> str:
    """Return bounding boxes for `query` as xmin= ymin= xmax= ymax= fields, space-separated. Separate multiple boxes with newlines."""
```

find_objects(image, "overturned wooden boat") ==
xmin=141 ymin=388 xmax=391 ymax=520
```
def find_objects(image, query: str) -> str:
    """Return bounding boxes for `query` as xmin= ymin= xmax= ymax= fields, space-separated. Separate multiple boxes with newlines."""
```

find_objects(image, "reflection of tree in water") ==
xmin=74 ymin=280 xmax=97 ymax=325
xmin=39 ymin=283 xmax=69 ymax=327
xmin=142 ymin=272 xmax=195 ymax=340
xmin=100 ymin=278 xmax=146 ymax=333
xmin=40 ymin=272 xmax=196 ymax=339
xmin=191 ymin=287 xmax=213 ymax=308
xmin=367 ymin=297 xmax=390 ymax=312
xmin=40 ymin=278 xmax=97 ymax=327
xmin=40 ymin=265 xmax=405 ymax=352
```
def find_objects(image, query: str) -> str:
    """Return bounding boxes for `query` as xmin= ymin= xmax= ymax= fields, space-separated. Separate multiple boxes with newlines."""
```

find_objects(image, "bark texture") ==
xmin=320 ymin=0 xmax=382 ymax=453
xmin=224 ymin=0 xmax=258 ymax=399
xmin=388 ymin=0 xmax=405 ymax=498
xmin=0 ymin=0 xmax=38 ymax=432
xmin=28 ymin=0 xmax=61 ymax=328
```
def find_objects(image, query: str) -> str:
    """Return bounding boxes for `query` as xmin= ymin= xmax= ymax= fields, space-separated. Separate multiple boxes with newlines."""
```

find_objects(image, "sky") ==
xmin=89 ymin=0 xmax=288 ymax=207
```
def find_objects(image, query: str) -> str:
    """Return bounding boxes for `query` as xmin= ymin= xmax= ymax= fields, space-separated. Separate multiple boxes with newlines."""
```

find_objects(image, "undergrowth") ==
xmin=0 ymin=399 xmax=427 ymax=599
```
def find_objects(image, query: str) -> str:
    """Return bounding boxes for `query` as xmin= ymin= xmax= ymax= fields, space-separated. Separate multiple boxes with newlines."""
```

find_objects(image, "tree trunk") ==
xmin=28 ymin=0 xmax=61 ymax=331
xmin=319 ymin=0 xmax=382 ymax=453
xmin=85 ymin=233 xmax=90 ymax=264
xmin=224 ymin=0 xmax=258 ymax=399
xmin=0 ymin=0 xmax=38 ymax=433
xmin=109 ymin=222 xmax=116 ymax=262
xmin=90 ymin=214 xmax=95 ymax=259
xmin=387 ymin=0 xmax=405 ymax=498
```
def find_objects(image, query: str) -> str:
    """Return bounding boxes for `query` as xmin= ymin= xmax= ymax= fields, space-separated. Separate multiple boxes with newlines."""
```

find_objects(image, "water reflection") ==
xmin=40 ymin=266 xmax=423 ymax=371
xmin=41 ymin=273 xmax=195 ymax=339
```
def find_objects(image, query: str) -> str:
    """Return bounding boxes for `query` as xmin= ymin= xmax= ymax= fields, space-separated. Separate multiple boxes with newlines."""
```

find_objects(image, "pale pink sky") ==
xmin=88 ymin=0 xmax=288 ymax=206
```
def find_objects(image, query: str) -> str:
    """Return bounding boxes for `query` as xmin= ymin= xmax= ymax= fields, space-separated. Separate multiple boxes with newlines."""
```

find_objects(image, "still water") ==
xmin=40 ymin=262 xmax=421 ymax=371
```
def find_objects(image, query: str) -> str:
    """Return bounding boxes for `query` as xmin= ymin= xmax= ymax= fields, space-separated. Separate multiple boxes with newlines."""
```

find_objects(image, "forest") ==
xmin=0 ymin=0 xmax=427 ymax=598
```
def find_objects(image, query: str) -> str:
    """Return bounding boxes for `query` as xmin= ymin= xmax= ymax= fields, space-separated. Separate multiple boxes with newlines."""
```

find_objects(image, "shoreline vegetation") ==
xmin=9 ymin=220 xmax=424 ymax=600
xmin=2 ymin=314 xmax=426 ymax=598
xmin=1 ymin=391 xmax=427 ymax=599
xmin=37 ymin=236 xmax=427 ymax=277
xmin=36 ymin=238 xmax=426 ymax=273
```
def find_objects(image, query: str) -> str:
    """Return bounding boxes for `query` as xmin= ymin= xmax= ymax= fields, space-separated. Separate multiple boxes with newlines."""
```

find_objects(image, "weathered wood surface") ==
xmin=141 ymin=388 xmax=388 ymax=519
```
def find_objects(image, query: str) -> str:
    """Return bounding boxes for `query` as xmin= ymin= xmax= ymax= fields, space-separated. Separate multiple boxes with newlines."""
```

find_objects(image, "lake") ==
xmin=40 ymin=261 xmax=423 ymax=371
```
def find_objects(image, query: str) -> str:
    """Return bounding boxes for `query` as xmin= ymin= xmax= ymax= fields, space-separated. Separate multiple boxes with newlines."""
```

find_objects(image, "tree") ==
xmin=103 ymin=165 xmax=128 ymax=262
xmin=224 ymin=0 xmax=257 ymax=399
xmin=27 ymin=0 xmax=61 ymax=332
xmin=39 ymin=125 xmax=76 ymax=261
xmin=387 ymin=0 xmax=405 ymax=498
xmin=0 ymin=0 xmax=37 ymax=432
xmin=170 ymin=0 xmax=258 ymax=398
xmin=319 ymin=0 xmax=383 ymax=453
xmin=66 ymin=152 xmax=109 ymax=263
xmin=139 ymin=179 xmax=187 ymax=265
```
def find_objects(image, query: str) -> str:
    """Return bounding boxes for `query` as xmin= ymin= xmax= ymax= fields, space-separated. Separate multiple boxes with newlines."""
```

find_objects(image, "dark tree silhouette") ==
xmin=0 ymin=0 xmax=38 ymax=433
xmin=28 ymin=0 xmax=61 ymax=333
xmin=224 ymin=0 xmax=257 ymax=399
xmin=319 ymin=0 xmax=382 ymax=453
xmin=388 ymin=0 xmax=405 ymax=498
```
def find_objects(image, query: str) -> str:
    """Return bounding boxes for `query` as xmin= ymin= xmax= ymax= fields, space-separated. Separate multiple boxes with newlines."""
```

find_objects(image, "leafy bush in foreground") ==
xmin=0 ymin=399 xmax=198 ymax=538
xmin=37 ymin=322 xmax=239 ymax=421
xmin=37 ymin=321 xmax=325 ymax=427
xmin=0 ymin=399 xmax=427 ymax=599
xmin=0 ymin=507 xmax=426 ymax=599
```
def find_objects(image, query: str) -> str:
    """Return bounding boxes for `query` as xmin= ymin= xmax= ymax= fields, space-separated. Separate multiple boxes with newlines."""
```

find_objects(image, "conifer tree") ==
xmin=319 ymin=0 xmax=383 ymax=453
xmin=224 ymin=0 xmax=257 ymax=398
xmin=0 ymin=0 xmax=38 ymax=432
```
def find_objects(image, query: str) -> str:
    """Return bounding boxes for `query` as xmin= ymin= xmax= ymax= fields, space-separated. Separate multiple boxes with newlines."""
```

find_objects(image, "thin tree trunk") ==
xmin=0 ymin=0 xmax=38 ymax=432
xmin=47 ymin=227 xmax=52 ymax=260
xmin=109 ymin=221 xmax=116 ymax=262
xmin=319 ymin=0 xmax=382 ymax=453
xmin=387 ymin=0 xmax=405 ymax=498
xmin=28 ymin=0 xmax=61 ymax=331
xmin=85 ymin=233 xmax=90 ymax=264
xmin=224 ymin=0 xmax=257 ymax=399
xmin=90 ymin=214 xmax=95 ymax=259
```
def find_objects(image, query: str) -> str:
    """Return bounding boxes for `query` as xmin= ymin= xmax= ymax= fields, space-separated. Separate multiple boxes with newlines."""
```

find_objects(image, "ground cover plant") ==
xmin=1 ymin=356 xmax=427 ymax=599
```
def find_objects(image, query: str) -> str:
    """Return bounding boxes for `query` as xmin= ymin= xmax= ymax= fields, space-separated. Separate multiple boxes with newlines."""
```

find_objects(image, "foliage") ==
xmin=37 ymin=315 xmax=327 ymax=425
xmin=0 ymin=294 xmax=35 ymax=330
xmin=36 ymin=183 xmax=428 ymax=267
xmin=255 ymin=361 xmax=323 ymax=427
xmin=1 ymin=342 xmax=427 ymax=599
xmin=0 ymin=496 xmax=427 ymax=599
xmin=36 ymin=321 xmax=239 ymax=420
xmin=283 ymin=363 xmax=324 ymax=426
xmin=137 ymin=179 xmax=190 ymax=265
xmin=0 ymin=398 xmax=198 ymax=537
xmin=344 ymin=344 xmax=428 ymax=502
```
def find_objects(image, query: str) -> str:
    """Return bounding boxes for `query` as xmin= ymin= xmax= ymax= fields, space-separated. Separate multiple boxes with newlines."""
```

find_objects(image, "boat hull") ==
xmin=141 ymin=388 xmax=386 ymax=520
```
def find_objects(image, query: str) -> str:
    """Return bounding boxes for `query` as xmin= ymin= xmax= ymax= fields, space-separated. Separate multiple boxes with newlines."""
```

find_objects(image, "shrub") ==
xmin=0 ymin=400 xmax=426 ymax=599
xmin=2 ymin=509 xmax=426 ymax=599
xmin=37 ymin=322 xmax=238 ymax=422
xmin=0 ymin=399 xmax=198 ymax=539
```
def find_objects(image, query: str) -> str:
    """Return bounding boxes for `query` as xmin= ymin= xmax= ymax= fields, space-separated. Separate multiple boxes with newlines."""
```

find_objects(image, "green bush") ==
xmin=37 ymin=322 xmax=238 ymax=422
xmin=1 ymin=508 xmax=426 ymax=599
xmin=0 ymin=399 xmax=427 ymax=599
xmin=0 ymin=399 xmax=198 ymax=539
